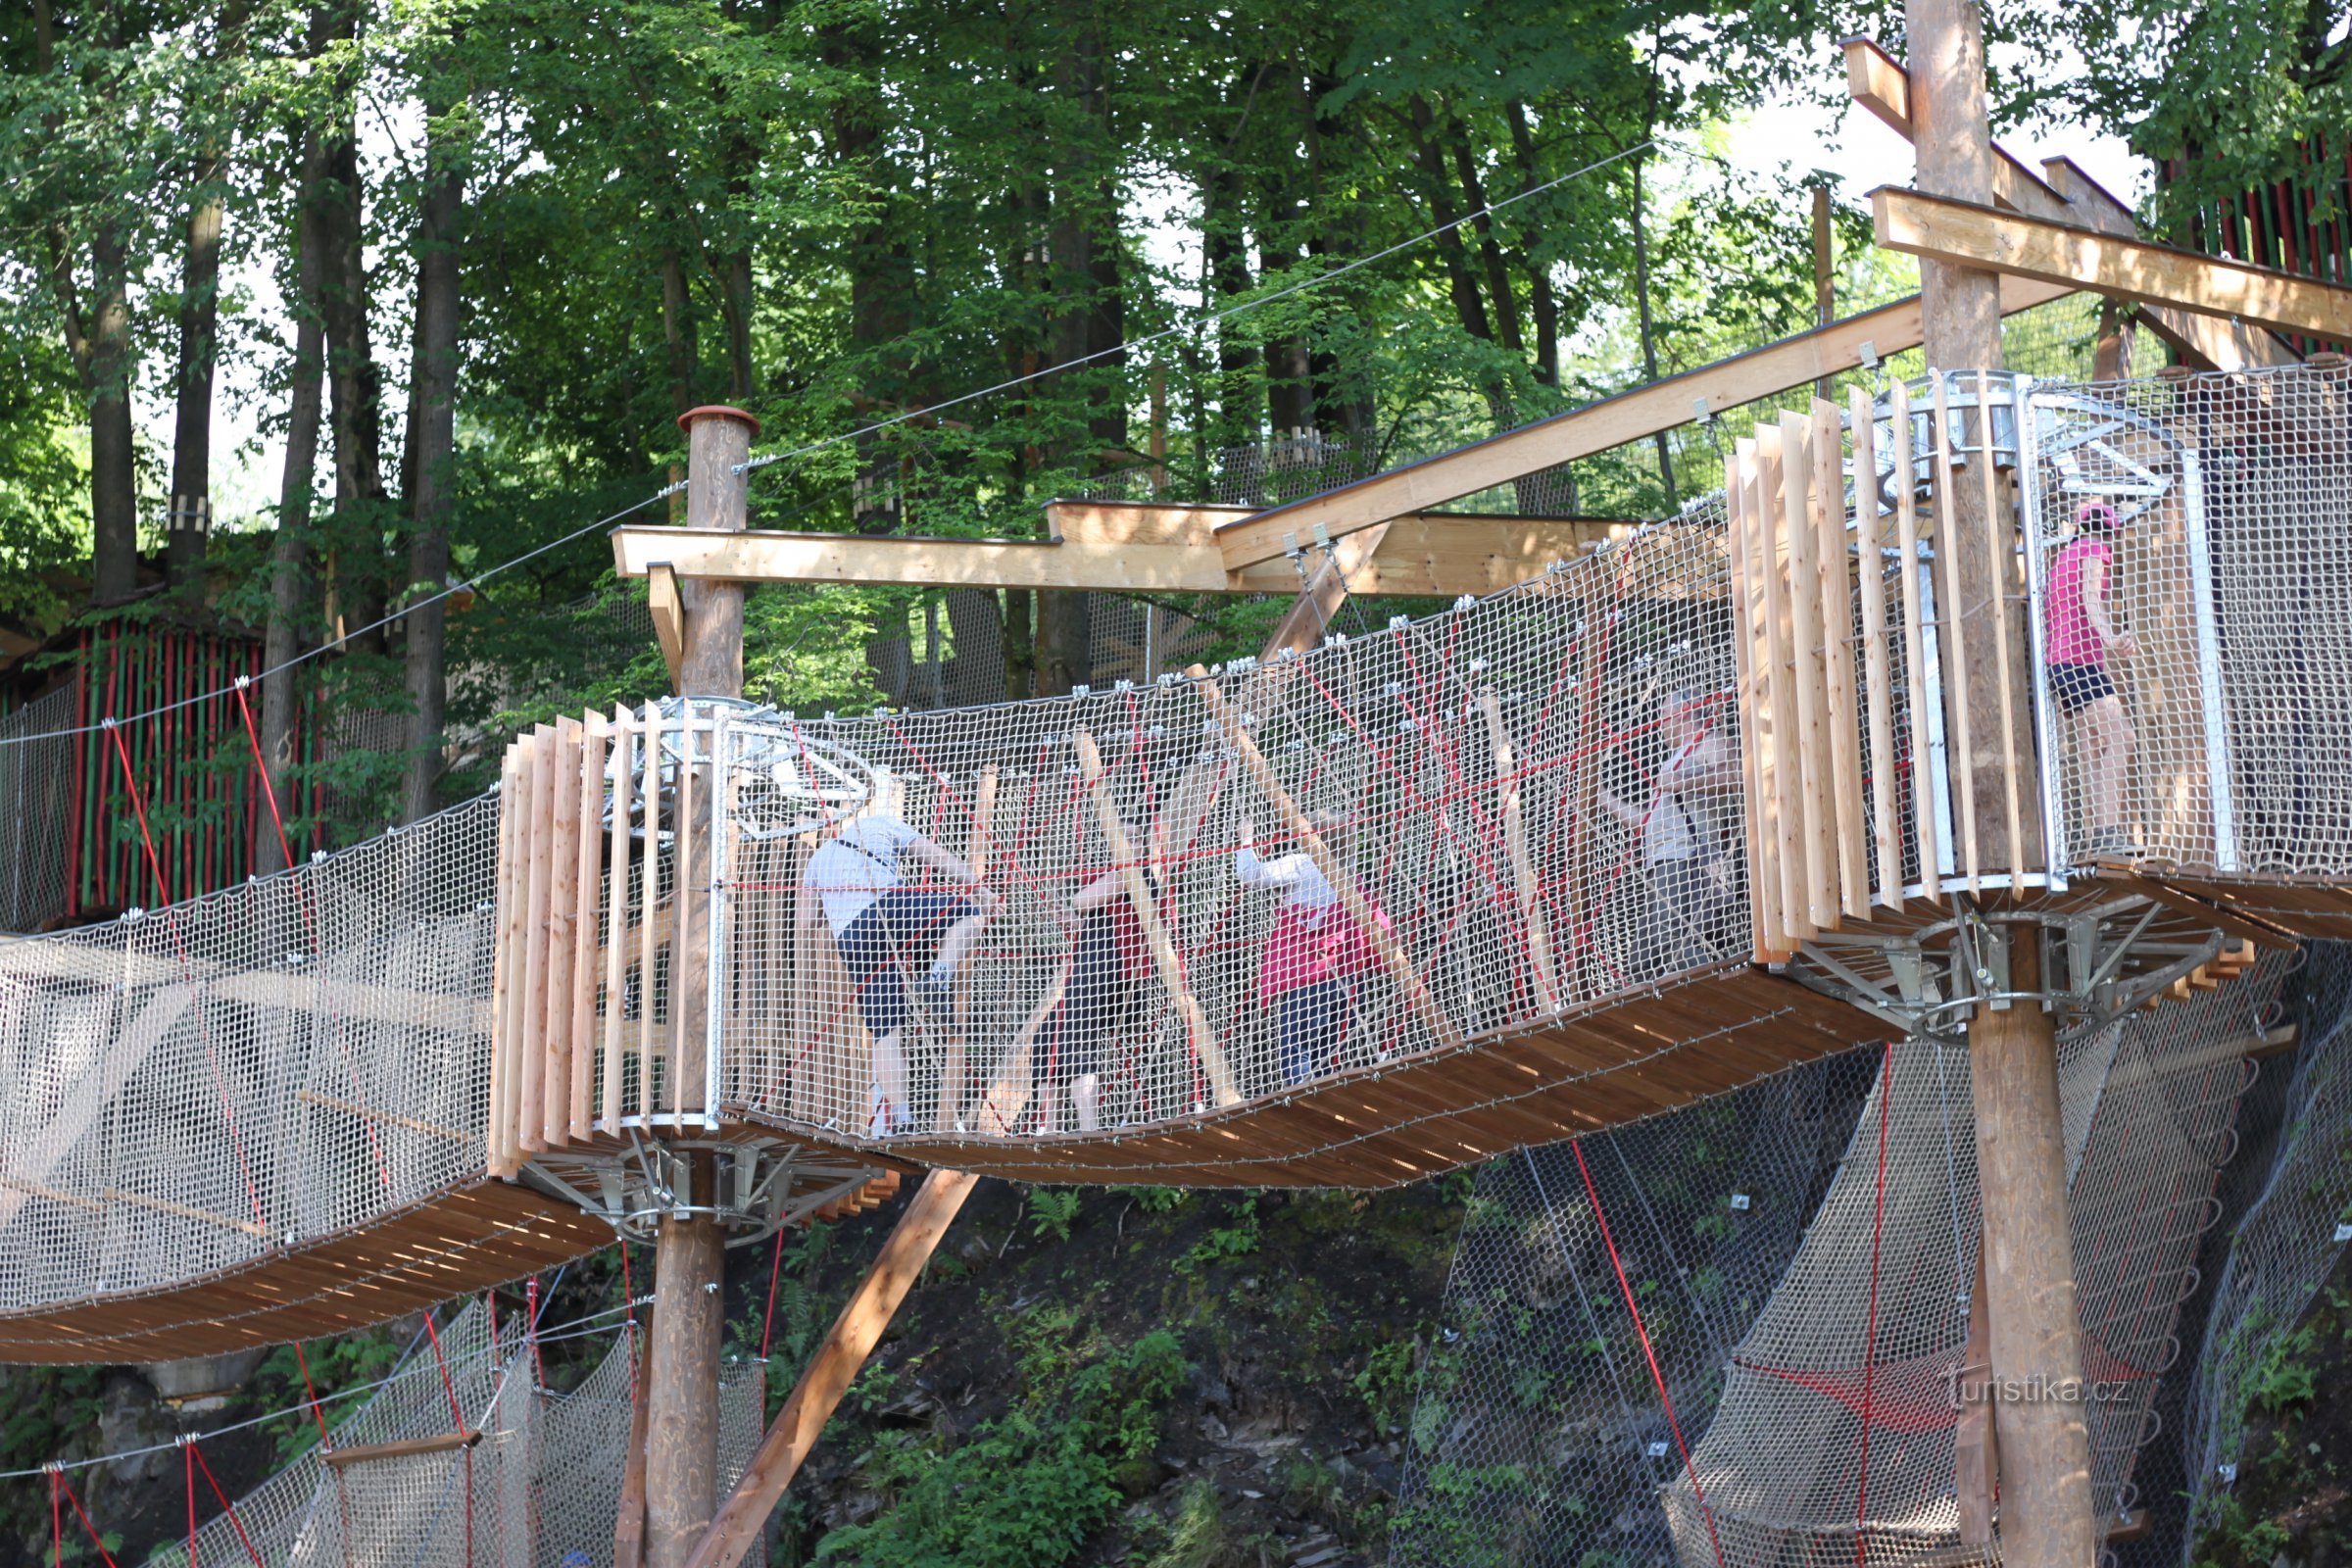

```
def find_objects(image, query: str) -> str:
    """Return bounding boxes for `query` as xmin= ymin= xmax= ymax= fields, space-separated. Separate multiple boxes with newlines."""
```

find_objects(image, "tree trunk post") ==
xmin=1901 ymin=0 xmax=2095 ymax=1562
xmin=645 ymin=405 xmax=757 ymax=1568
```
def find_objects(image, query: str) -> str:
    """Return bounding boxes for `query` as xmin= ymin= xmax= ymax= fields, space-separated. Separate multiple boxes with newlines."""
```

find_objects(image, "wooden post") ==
xmin=1478 ymin=690 xmax=1560 ymax=1010
xmin=1192 ymin=668 xmax=1460 ymax=1052
xmin=1901 ymin=0 xmax=2093 ymax=1557
xmin=645 ymin=405 xmax=759 ymax=1568
xmin=647 ymin=1151 xmax=724 ymax=1568
xmin=1812 ymin=185 xmax=1836 ymax=401
xmin=1070 ymin=727 xmax=1241 ymax=1108
xmin=679 ymin=1170 xmax=981 ymax=1568
xmin=937 ymin=766 xmax=997 ymax=1133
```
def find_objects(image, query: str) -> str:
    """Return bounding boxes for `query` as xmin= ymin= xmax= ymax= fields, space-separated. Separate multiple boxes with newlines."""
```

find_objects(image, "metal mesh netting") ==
xmin=712 ymin=514 xmax=1759 ymax=1152
xmin=164 ymin=1301 xmax=764 ymax=1567
xmin=1395 ymin=955 xmax=2301 ymax=1567
xmin=0 ymin=795 xmax=498 ymax=1312
xmin=2175 ymin=941 xmax=2352 ymax=1552
xmin=0 ymin=682 xmax=80 ymax=932
xmin=2021 ymin=362 xmax=2352 ymax=876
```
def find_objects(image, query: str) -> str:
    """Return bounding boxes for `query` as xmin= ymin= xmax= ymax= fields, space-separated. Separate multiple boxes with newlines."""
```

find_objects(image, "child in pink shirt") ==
xmin=2045 ymin=502 xmax=2138 ymax=858
xmin=1236 ymin=813 xmax=1389 ymax=1086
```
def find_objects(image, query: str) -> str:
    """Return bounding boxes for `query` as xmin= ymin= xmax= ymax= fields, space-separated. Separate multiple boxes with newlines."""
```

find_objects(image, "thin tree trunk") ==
xmin=1448 ymin=134 xmax=1524 ymax=356
xmin=168 ymin=156 xmax=226 ymax=589
xmin=1203 ymin=160 xmax=1259 ymax=456
xmin=1503 ymin=101 xmax=1560 ymax=389
xmin=1404 ymin=96 xmax=1510 ymax=429
xmin=401 ymin=86 xmax=464 ymax=825
xmin=318 ymin=12 xmax=388 ymax=660
xmin=260 ymin=111 xmax=333 ymax=873
xmin=86 ymin=223 xmax=139 ymax=606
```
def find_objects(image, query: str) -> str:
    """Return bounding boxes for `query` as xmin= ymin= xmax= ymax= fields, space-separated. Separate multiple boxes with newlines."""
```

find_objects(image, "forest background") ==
xmin=0 ymin=0 xmax=2345 ymax=1562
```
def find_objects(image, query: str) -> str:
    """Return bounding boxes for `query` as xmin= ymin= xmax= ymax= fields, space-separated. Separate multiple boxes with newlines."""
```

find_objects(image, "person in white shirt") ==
xmin=803 ymin=806 xmax=999 ymax=1136
xmin=1597 ymin=690 xmax=1740 ymax=975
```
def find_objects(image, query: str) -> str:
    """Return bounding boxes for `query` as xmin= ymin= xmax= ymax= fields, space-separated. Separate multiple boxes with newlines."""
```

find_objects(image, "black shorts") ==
xmin=837 ymin=889 xmax=977 ymax=1038
xmin=2049 ymin=662 xmax=2116 ymax=714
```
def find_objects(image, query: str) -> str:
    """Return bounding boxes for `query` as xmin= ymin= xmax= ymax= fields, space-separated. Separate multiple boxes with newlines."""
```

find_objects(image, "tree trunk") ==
xmin=258 ymin=14 xmax=340 ymax=871
xmin=1203 ymin=159 xmax=1259 ymax=456
xmin=318 ymin=20 xmax=388 ymax=661
xmin=1404 ymin=96 xmax=1510 ymax=429
xmin=86 ymin=222 xmax=139 ymax=607
xmin=1448 ymin=134 xmax=1524 ymax=357
xmin=1503 ymin=101 xmax=1560 ymax=389
xmin=401 ymin=87 xmax=464 ymax=825
xmin=168 ymin=155 xmax=227 ymax=590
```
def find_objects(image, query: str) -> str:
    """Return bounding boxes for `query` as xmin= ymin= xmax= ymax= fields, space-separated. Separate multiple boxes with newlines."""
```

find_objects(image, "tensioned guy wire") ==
xmin=0 ymin=485 xmax=677 ymax=750
xmin=1 ymin=138 xmax=1656 ymax=754
xmin=732 ymin=138 xmax=1661 ymax=477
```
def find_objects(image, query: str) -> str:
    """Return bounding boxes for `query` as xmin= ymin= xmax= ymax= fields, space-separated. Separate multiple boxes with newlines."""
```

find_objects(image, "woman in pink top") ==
xmin=2045 ymin=501 xmax=2138 ymax=857
xmin=1236 ymin=812 xmax=1389 ymax=1086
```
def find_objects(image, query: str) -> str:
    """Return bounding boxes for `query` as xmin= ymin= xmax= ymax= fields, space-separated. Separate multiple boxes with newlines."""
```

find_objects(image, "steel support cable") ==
xmin=1569 ymin=1135 xmax=1732 ymax=1568
xmin=733 ymin=140 xmax=1660 ymax=477
xmin=103 ymin=719 xmax=271 ymax=1230
xmin=0 ymin=487 xmax=674 ymax=751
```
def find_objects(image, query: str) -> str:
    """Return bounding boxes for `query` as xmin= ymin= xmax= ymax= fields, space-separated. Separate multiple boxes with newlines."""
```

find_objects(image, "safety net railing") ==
xmin=1394 ymin=950 xmax=2302 ymax=1567
xmin=0 ymin=795 xmax=498 ymax=1314
xmin=160 ymin=1298 xmax=764 ymax=1567
xmin=494 ymin=512 xmax=1764 ymax=1154
xmin=2020 ymin=361 xmax=2352 ymax=879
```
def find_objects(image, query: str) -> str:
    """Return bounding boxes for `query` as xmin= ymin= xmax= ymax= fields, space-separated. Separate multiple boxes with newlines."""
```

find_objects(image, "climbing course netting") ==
xmin=702 ymin=513 xmax=1758 ymax=1152
xmin=2021 ymin=361 xmax=2352 ymax=881
xmin=165 ymin=1298 xmax=763 ymax=1567
xmin=0 ymin=795 xmax=499 ymax=1313
xmin=2176 ymin=940 xmax=2352 ymax=1552
xmin=1392 ymin=950 xmax=2315 ymax=1567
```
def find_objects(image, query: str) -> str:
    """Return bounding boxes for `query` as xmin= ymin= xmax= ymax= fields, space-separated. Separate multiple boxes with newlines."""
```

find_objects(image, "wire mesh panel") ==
xmin=706 ymin=517 xmax=1760 ymax=1151
xmin=1389 ymin=1049 xmax=1883 ymax=1568
xmin=2021 ymin=362 xmax=2352 ymax=877
xmin=0 ymin=796 xmax=498 ymax=1314
xmin=169 ymin=1305 xmax=764 ymax=1567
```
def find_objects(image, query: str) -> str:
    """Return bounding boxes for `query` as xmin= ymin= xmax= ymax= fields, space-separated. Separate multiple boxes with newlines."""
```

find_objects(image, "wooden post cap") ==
xmin=676 ymin=404 xmax=762 ymax=438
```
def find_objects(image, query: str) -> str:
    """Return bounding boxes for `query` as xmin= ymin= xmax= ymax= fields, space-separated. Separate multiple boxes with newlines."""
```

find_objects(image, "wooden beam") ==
xmin=1259 ymin=522 xmax=1392 ymax=657
xmin=1206 ymin=275 xmax=2074 ymax=569
xmin=612 ymin=513 xmax=1628 ymax=600
xmin=1838 ymin=36 xmax=2297 ymax=369
xmin=680 ymin=1169 xmax=980 ymax=1568
xmin=648 ymin=563 xmax=685 ymax=688
xmin=1873 ymin=186 xmax=2352 ymax=346
xmin=321 ymin=1430 xmax=483 ymax=1469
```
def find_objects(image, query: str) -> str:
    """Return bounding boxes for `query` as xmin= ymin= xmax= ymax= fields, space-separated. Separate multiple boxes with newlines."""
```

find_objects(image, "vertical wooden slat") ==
xmin=1480 ymin=691 xmax=1562 ymax=1006
xmin=639 ymin=700 xmax=662 ymax=1117
xmin=1780 ymin=411 xmax=1838 ymax=933
xmin=489 ymin=741 xmax=525 ymax=1176
xmin=1851 ymin=385 xmax=1902 ymax=911
xmin=1814 ymin=397 xmax=1872 ymax=920
xmin=671 ymin=706 xmax=694 ymax=1115
xmin=1980 ymin=370 xmax=2029 ymax=878
xmin=570 ymin=712 xmax=607 ymax=1142
xmin=519 ymin=725 xmax=559 ymax=1156
xmin=1729 ymin=444 xmax=1784 ymax=959
xmin=544 ymin=715 xmax=583 ymax=1151
xmin=1753 ymin=424 xmax=1813 ymax=944
xmin=603 ymin=706 xmax=632 ymax=1129
xmin=1931 ymin=371 xmax=1981 ymax=891
xmin=1891 ymin=380 xmax=1943 ymax=905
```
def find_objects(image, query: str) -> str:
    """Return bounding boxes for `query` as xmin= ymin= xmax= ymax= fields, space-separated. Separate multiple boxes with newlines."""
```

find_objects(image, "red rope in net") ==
xmin=187 ymin=1438 xmax=268 ymax=1568
xmin=103 ymin=719 xmax=270 ymax=1231
xmin=1855 ymin=1040 xmax=1895 ymax=1563
xmin=227 ymin=678 xmax=395 ymax=1191
xmin=1568 ymin=1137 xmax=1729 ymax=1568
xmin=761 ymin=1222 xmax=788 ymax=1362
xmin=48 ymin=1464 xmax=119 ymax=1568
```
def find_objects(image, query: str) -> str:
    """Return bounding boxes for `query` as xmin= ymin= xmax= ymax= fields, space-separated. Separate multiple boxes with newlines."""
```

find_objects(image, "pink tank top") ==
xmin=2045 ymin=537 xmax=2111 ymax=666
